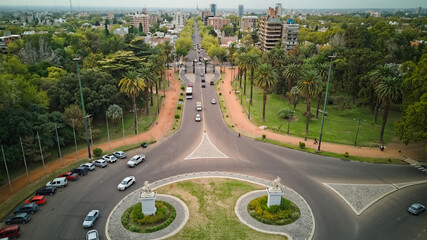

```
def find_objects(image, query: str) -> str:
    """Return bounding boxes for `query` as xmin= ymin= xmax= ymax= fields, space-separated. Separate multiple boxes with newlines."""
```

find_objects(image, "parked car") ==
xmin=14 ymin=203 xmax=38 ymax=215
xmin=113 ymin=151 xmax=127 ymax=159
xmin=25 ymin=195 xmax=47 ymax=205
xmin=35 ymin=186 xmax=56 ymax=196
xmin=59 ymin=172 xmax=79 ymax=181
xmin=408 ymin=203 xmax=425 ymax=215
xmin=46 ymin=177 xmax=68 ymax=188
xmin=118 ymin=176 xmax=136 ymax=191
xmin=71 ymin=166 xmax=88 ymax=176
xmin=5 ymin=213 xmax=30 ymax=225
xmin=127 ymin=155 xmax=145 ymax=167
xmin=81 ymin=163 xmax=95 ymax=171
xmin=83 ymin=210 xmax=99 ymax=228
xmin=195 ymin=114 xmax=201 ymax=122
xmin=0 ymin=225 xmax=20 ymax=239
xmin=211 ymin=99 xmax=216 ymax=104
xmin=86 ymin=229 xmax=99 ymax=240
xmin=92 ymin=159 xmax=107 ymax=168
xmin=102 ymin=155 xmax=117 ymax=163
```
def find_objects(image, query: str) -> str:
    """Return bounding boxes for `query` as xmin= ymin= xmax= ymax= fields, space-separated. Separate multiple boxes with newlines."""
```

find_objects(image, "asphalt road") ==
xmin=12 ymin=22 xmax=427 ymax=240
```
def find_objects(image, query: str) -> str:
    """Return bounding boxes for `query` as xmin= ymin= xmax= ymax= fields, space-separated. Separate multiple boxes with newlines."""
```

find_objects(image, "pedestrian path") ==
xmin=106 ymin=171 xmax=315 ymax=240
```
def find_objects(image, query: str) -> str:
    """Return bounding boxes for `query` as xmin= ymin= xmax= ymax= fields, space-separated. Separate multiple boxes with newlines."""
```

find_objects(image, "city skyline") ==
xmin=1 ymin=0 xmax=426 ymax=10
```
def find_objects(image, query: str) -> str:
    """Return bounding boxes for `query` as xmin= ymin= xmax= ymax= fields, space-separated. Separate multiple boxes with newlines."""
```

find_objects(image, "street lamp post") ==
xmin=73 ymin=57 xmax=91 ymax=159
xmin=354 ymin=118 xmax=361 ymax=147
xmin=317 ymin=53 xmax=337 ymax=152
xmin=248 ymin=98 xmax=251 ymax=119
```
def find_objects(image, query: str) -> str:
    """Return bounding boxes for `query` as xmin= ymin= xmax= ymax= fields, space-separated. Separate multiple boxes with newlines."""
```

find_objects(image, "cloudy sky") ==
xmin=0 ymin=0 xmax=425 ymax=9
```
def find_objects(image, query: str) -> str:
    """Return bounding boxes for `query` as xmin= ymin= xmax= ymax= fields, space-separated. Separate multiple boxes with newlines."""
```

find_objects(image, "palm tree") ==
xmin=106 ymin=104 xmax=123 ymax=133
xmin=375 ymin=76 xmax=402 ymax=143
xmin=255 ymin=64 xmax=278 ymax=122
xmin=246 ymin=53 xmax=260 ymax=105
xmin=118 ymin=70 xmax=146 ymax=134
xmin=236 ymin=53 xmax=248 ymax=90
xmin=368 ymin=65 xmax=396 ymax=124
xmin=141 ymin=66 xmax=156 ymax=115
xmin=315 ymin=62 xmax=329 ymax=119
xmin=297 ymin=69 xmax=323 ymax=139
xmin=289 ymin=86 xmax=300 ymax=110
xmin=163 ymin=41 xmax=173 ymax=69
xmin=283 ymin=63 xmax=301 ymax=104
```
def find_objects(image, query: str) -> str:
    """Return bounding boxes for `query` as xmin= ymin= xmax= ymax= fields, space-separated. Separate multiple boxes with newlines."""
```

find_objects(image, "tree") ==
xmin=315 ymin=62 xmax=329 ymax=118
xmin=283 ymin=63 xmax=301 ymax=104
xmin=289 ymin=86 xmax=300 ymax=110
xmin=245 ymin=53 xmax=260 ymax=105
xmin=236 ymin=53 xmax=249 ymax=93
xmin=297 ymin=69 xmax=323 ymax=139
xmin=162 ymin=41 xmax=173 ymax=68
xmin=106 ymin=104 xmax=123 ymax=133
xmin=375 ymin=76 xmax=403 ymax=143
xmin=63 ymin=104 xmax=85 ymax=138
xmin=104 ymin=22 xmax=109 ymax=36
xmin=255 ymin=64 xmax=278 ymax=122
xmin=139 ymin=23 xmax=143 ymax=33
xmin=98 ymin=50 xmax=142 ymax=78
xmin=118 ymin=71 xmax=146 ymax=135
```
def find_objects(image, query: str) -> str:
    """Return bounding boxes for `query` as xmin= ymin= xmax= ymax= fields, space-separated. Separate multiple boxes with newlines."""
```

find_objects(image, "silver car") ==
xmin=195 ymin=114 xmax=201 ymax=122
xmin=118 ymin=176 xmax=136 ymax=191
xmin=102 ymin=155 xmax=117 ymax=163
xmin=86 ymin=229 xmax=99 ymax=240
xmin=83 ymin=210 xmax=99 ymax=228
xmin=408 ymin=203 xmax=425 ymax=215
xmin=92 ymin=159 xmax=107 ymax=168
xmin=81 ymin=163 xmax=95 ymax=171
xmin=113 ymin=151 xmax=127 ymax=159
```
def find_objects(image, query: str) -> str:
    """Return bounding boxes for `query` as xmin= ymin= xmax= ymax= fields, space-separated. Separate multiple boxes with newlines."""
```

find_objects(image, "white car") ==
xmin=102 ymin=155 xmax=117 ymax=163
xmin=118 ymin=176 xmax=136 ymax=190
xmin=81 ymin=163 xmax=95 ymax=171
xmin=127 ymin=155 xmax=145 ymax=167
xmin=86 ymin=229 xmax=99 ymax=240
xmin=46 ymin=177 xmax=68 ymax=188
xmin=195 ymin=114 xmax=201 ymax=122
xmin=211 ymin=99 xmax=216 ymax=104
xmin=92 ymin=159 xmax=107 ymax=168
xmin=83 ymin=210 xmax=99 ymax=228
xmin=113 ymin=151 xmax=127 ymax=159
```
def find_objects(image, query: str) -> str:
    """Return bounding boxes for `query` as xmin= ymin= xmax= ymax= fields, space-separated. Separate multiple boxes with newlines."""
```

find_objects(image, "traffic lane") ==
xmin=357 ymin=183 xmax=427 ymax=240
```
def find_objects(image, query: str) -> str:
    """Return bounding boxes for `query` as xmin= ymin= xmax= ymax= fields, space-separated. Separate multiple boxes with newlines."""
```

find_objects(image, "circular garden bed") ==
xmin=248 ymin=195 xmax=300 ymax=225
xmin=121 ymin=201 xmax=176 ymax=233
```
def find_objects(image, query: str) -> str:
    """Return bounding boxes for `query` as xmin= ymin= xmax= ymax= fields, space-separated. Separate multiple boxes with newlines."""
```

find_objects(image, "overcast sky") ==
xmin=0 ymin=0 xmax=425 ymax=9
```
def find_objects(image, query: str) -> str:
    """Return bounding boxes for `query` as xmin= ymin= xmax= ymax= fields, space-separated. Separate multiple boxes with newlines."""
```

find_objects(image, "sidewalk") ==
xmin=219 ymin=67 xmax=409 ymax=160
xmin=0 ymin=69 xmax=180 ymax=204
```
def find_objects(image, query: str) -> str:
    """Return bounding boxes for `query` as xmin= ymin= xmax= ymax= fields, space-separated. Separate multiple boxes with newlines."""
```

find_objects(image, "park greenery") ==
xmin=248 ymin=195 xmax=301 ymax=225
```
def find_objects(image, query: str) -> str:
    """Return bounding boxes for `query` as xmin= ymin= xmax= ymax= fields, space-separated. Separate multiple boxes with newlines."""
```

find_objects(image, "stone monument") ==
xmin=140 ymin=181 xmax=157 ymax=215
xmin=266 ymin=176 xmax=284 ymax=207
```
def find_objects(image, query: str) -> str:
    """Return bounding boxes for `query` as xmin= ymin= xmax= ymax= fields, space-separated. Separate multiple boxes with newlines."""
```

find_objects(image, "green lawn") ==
xmin=232 ymin=79 xmax=400 ymax=147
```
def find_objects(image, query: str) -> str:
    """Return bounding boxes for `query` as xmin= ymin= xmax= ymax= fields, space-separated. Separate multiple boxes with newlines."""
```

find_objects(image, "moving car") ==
xmin=86 ymin=229 xmax=99 ymax=240
xmin=188 ymin=83 xmax=193 ymax=87
xmin=118 ymin=176 xmax=136 ymax=190
xmin=81 ymin=163 xmax=95 ymax=171
xmin=211 ymin=99 xmax=216 ymax=104
xmin=83 ymin=210 xmax=100 ymax=228
xmin=0 ymin=225 xmax=20 ymax=239
xmin=201 ymin=78 xmax=205 ymax=82
xmin=195 ymin=114 xmax=201 ymax=122
xmin=25 ymin=195 xmax=47 ymax=205
xmin=46 ymin=177 xmax=68 ymax=188
xmin=102 ymin=155 xmax=117 ymax=163
xmin=202 ymin=84 xmax=206 ymax=88
xmin=14 ymin=203 xmax=38 ymax=214
xmin=210 ymin=81 xmax=214 ymax=85
xmin=127 ymin=155 xmax=145 ymax=167
xmin=196 ymin=102 xmax=202 ymax=111
xmin=71 ymin=166 xmax=88 ymax=176
xmin=200 ymin=73 xmax=204 ymax=77
xmin=113 ymin=151 xmax=127 ymax=159
xmin=59 ymin=172 xmax=79 ymax=181
xmin=35 ymin=186 xmax=56 ymax=196
xmin=408 ymin=203 xmax=425 ymax=215
xmin=5 ymin=213 xmax=30 ymax=225
xmin=92 ymin=159 xmax=107 ymax=168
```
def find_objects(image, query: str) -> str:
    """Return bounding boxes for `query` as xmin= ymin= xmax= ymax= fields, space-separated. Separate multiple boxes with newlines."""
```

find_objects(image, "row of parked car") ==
xmin=1 ymin=150 xmax=136 ymax=239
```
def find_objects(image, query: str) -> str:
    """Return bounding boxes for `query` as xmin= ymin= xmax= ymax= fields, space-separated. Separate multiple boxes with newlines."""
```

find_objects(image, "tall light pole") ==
xmin=317 ymin=53 xmax=336 ymax=152
xmin=73 ymin=57 xmax=91 ymax=159
xmin=354 ymin=118 xmax=361 ymax=147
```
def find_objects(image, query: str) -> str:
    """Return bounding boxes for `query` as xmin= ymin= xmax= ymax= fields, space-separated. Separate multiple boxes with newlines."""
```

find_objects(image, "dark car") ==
xmin=6 ymin=213 xmax=31 ymax=224
xmin=0 ymin=225 xmax=21 ymax=238
xmin=201 ymin=78 xmax=205 ymax=82
xmin=36 ymin=186 xmax=56 ymax=196
xmin=71 ymin=166 xmax=88 ymax=176
xmin=202 ymin=84 xmax=206 ymax=88
xmin=14 ymin=203 xmax=38 ymax=214
xmin=210 ymin=81 xmax=214 ymax=85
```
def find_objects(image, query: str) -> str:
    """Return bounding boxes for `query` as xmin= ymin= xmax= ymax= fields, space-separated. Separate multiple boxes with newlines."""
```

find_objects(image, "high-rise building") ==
xmin=276 ymin=3 xmax=284 ymax=18
xmin=210 ymin=3 xmax=217 ymax=16
xmin=130 ymin=12 xmax=149 ymax=34
xmin=202 ymin=11 xmax=214 ymax=25
xmin=240 ymin=16 xmax=258 ymax=30
xmin=238 ymin=5 xmax=244 ymax=17
xmin=282 ymin=19 xmax=299 ymax=50
xmin=173 ymin=11 xmax=188 ymax=30
xmin=259 ymin=7 xmax=283 ymax=51
xmin=415 ymin=6 xmax=422 ymax=14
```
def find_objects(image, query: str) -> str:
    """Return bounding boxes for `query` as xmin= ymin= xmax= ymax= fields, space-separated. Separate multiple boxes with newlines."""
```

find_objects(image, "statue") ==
xmin=141 ymin=181 xmax=152 ymax=194
xmin=272 ymin=176 xmax=281 ymax=190
xmin=140 ymin=180 xmax=157 ymax=215
xmin=266 ymin=176 xmax=284 ymax=207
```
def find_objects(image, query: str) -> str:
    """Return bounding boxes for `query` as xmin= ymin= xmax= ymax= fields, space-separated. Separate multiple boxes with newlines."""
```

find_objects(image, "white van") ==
xmin=46 ymin=177 xmax=68 ymax=188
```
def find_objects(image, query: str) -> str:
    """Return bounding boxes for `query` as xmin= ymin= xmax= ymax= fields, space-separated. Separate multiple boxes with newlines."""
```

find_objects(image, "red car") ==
xmin=59 ymin=172 xmax=79 ymax=181
xmin=0 ymin=225 xmax=20 ymax=238
xmin=25 ymin=195 xmax=47 ymax=205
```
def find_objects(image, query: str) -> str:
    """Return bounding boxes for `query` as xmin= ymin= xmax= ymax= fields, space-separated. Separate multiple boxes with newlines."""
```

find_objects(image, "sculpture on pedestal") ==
xmin=140 ymin=181 xmax=157 ymax=215
xmin=267 ymin=176 xmax=284 ymax=207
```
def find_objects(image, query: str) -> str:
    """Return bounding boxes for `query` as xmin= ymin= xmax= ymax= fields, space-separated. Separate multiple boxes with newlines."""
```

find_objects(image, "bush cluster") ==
xmin=93 ymin=148 xmax=103 ymax=157
xmin=299 ymin=142 xmax=305 ymax=149
xmin=248 ymin=195 xmax=300 ymax=225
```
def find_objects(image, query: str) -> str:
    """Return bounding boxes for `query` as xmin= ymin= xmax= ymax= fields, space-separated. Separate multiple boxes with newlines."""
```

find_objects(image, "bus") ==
xmin=186 ymin=87 xmax=193 ymax=99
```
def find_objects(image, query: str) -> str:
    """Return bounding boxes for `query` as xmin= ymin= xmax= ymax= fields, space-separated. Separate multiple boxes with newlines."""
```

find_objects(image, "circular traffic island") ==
xmin=248 ymin=196 xmax=300 ymax=225
xmin=121 ymin=201 xmax=176 ymax=233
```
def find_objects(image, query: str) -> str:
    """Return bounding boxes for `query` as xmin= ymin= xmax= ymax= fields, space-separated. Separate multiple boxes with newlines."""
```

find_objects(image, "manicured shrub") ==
xmin=299 ymin=142 xmax=305 ymax=149
xmin=344 ymin=152 xmax=349 ymax=158
xmin=181 ymin=86 xmax=185 ymax=90
xmin=93 ymin=148 xmax=102 ymax=157
xmin=219 ymin=92 xmax=222 ymax=95
xmin=177 ymin=106 xmax=182 ymax=110
xmin=180 ymin=92 xmax=184 ymax=96
xmin=175 ymin=114 xmax=180 ymax=119
xmin=248 ymin=195 xmax=300 ymax=225
xmin=179 ymin=98 xmax=183 ymax=101
xmin=262 ymin=134 xmax=266 ymax=140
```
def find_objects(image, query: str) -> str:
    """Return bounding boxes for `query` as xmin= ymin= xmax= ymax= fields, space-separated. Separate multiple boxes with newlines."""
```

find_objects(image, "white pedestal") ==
xmin=266 ymin=187 xmax=284 ymax=207
xmin=140 ymin=192 xmax=157 ymax=216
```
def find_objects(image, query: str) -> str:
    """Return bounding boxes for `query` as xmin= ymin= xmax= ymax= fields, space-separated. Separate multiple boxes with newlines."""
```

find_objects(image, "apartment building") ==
xmin=130 ymin=13 xmax=149 ymax=34
xmin=259 ymin=7 xmax=283 ymax=51
xmin=283 ymin=20 xmax=299 ymax=50
xmin=240 ymin=16 xmax=258 ymax=30
xmin=0 ymin=35 xmax=21 ymax=54
xmin=207 ymin=17 xmax=231 ymax=30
